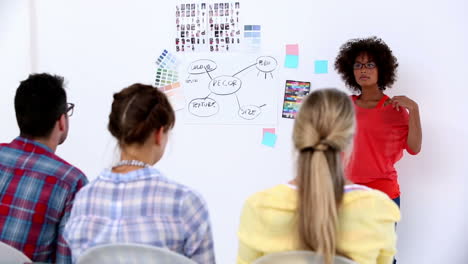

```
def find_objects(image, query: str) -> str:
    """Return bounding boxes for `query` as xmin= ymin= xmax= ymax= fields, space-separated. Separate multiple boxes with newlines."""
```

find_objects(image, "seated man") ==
xmin=0 ymin=73 xmax=88 ymax=263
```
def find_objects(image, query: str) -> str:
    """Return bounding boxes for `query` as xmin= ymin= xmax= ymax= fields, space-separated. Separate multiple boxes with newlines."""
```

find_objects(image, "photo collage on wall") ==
xmin=175 ymin=2 xmax=241 ymax=52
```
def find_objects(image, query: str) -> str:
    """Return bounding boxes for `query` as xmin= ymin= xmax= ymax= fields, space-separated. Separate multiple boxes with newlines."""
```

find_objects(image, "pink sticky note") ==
xmin=263 ymin=128 xmax=276 ymax=135
xmin=286 ymin=44 xmax=299 ymax=55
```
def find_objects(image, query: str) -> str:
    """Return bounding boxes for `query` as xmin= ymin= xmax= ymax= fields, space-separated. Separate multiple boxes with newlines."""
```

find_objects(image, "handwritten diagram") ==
xmin=184 ymin=56 xmax=278 ymax=123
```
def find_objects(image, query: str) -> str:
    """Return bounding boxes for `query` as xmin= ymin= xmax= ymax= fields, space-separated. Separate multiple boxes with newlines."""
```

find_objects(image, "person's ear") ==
xmin=153 ymin=127 xmax=165 ymax=145
xmin=58 ymin=114 xmax=67 ymax=132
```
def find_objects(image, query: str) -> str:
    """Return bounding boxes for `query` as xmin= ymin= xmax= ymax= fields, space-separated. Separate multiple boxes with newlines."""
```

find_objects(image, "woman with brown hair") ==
xmin=237 ymin=88 xmax=400 ymax=264
xmin=64 ymin=84 xmax=216 ymax=264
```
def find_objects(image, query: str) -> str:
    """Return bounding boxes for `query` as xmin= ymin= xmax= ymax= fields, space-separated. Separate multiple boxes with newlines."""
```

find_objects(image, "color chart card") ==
xmin=154 ymin=49 xmax=184 ymax=111
xmin=155 ymin=49 xmax=180 ymax=89
xmin=156 ymin=49 xmax=180 ymax=69
xmin=282 ymin=80 xmax=311 ymax=119
xmin=244 ymin=25 xmax=261 ymax=52
xmin=155 ymin=69 xmax=179 ymax=88
xmin=162 ymin=83 xmax=185 ymax=111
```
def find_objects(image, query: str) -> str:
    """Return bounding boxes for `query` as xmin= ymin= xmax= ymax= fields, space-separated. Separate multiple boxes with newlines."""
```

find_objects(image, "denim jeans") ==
xmin=392 ymin=196 xmax=400 ymax=264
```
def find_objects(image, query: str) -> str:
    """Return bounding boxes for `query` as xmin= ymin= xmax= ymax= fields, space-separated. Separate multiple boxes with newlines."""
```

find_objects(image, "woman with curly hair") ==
xmin=334 ymin=36 xmax=422 ymax=208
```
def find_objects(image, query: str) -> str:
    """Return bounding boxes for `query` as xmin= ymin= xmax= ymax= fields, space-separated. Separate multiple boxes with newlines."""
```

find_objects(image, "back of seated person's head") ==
xmin=108 ymin=83 xmax=175 ymax=158
xmin=293 ymin=88 xmax=355 ymax=264
xmin=15 ymin=73 xmax=68 ymax=141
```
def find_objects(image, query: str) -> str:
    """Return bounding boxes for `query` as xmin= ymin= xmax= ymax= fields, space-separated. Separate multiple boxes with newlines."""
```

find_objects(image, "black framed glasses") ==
xmin=353 ymin=62 xmax=376 ymax=70
xmin=65 ymin=103 xmax=75 ymax=117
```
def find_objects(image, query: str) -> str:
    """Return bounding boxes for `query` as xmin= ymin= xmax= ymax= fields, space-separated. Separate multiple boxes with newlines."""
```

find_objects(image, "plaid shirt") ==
xmin=0 ymin=137 xmax=88 ymax=263
xmin=64 ymin=167 xmax=216 ymax=264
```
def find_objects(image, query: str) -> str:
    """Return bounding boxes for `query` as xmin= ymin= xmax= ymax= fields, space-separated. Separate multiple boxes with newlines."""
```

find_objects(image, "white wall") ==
xmin=0 ymin=0 xmax=31 ymax=142
xmin=1 ymin=0 xmax=468 ymax=263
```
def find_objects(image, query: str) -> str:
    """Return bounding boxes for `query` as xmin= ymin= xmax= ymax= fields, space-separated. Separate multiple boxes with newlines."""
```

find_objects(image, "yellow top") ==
xmin=237 ymin=184 xmax=400 ymax=264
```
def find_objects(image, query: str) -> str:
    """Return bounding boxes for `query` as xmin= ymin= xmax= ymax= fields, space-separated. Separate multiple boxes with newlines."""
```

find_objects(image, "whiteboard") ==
xmin=2 ymin=0 xmax=468 ymax=263
xmin=182 ymin=54 xmax=280 ymax=124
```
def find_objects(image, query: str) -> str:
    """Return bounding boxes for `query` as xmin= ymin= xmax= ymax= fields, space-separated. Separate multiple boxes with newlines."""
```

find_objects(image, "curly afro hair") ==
xmin=334 ymin=36 xmax=398 ymax=93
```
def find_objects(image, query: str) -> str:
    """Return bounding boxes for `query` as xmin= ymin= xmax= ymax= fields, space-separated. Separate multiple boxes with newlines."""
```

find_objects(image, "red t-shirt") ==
xmin=346 ymin=95 xmax=417 ymax=199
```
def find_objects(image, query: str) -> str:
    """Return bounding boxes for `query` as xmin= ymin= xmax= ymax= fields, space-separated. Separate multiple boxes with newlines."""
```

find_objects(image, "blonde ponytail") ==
xmin=293 ymin=89 xmax=354 ymax=264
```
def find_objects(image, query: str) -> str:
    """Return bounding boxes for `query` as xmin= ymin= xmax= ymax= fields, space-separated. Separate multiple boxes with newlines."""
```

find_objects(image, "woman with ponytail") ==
xmin=237 ymin=88 xmax=400 ymax=264
xmin=64 ymin=84 xmax=216 ymax=264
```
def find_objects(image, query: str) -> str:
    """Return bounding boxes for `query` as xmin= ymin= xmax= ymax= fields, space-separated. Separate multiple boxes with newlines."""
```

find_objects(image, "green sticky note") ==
xmin=315 ymin=60 xmax=328 ymax=74
xmin=285 ymin=55 xmax=299 ymax=68
xmin=262 ymin=132 xmax=277 ymax=147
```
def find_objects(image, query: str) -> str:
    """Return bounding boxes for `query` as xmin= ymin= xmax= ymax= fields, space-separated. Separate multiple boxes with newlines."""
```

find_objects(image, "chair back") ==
xmin=253 ymin=250 xmax=357 ymax=264
xmin=76 ymin=243 xmax=197 ymax=264
xmin=0 ymin=241 xmax=32 ymax=264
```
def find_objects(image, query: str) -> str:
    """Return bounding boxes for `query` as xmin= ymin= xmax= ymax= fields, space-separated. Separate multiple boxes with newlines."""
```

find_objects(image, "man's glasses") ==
xmin=353 ymin=62 xmax=376 ymax=70
xmin=66 ymin=103 xmax=75 ymax=117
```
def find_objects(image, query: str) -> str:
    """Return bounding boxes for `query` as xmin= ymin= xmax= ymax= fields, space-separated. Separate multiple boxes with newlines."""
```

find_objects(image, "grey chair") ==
xmin=76 ymin=243 xmax=197 ymax=264
xmin=253 ymin=250 xmax=357 ymax=264
xmin=0 ymin=241 xmax=32 ymax=264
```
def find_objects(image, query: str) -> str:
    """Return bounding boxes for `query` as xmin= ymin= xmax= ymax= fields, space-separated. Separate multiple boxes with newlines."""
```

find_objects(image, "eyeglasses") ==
xmin=65 ymin=103 xmax=75 ymax=117
xmin=353 ymin=62 xmax=376 ymax=70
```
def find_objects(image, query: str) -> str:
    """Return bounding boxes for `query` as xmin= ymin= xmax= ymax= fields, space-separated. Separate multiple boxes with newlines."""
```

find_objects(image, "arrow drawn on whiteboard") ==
xmin=204 ymin=66 xmax=213 ymax=80
xmin=235 ymin=94 xmax=241 ymax=109
xmin=232 ymin=62 xmax=257 ymax=77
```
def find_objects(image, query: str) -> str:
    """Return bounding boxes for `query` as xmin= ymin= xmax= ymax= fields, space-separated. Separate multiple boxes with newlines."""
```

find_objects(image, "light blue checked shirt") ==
xmin=64 ymin=167 xmax=215 ymax=263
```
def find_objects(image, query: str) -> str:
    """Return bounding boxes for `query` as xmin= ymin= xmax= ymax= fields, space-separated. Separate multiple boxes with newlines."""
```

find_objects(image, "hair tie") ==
xmin=300 ymin=141 xmax=331 ymax=152
xmin=313 ymin=143 xmax=329 ymax=151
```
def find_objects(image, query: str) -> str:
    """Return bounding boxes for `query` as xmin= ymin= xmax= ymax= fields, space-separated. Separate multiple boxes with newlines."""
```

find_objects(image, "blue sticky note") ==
xmin=253 ymin=25 xmax=261 ymax=30
xmin=315 ymin=60 xmax=328 ymax=74
xmin=244 ymin=25 xmax=253 ymax=31
xmin=285 ymin=55 xmax=299 ymax=68
xmin=244 ymin=32 xmax=253 ymax=38
xmin=262 ymin=132 xmax=277 ymax=147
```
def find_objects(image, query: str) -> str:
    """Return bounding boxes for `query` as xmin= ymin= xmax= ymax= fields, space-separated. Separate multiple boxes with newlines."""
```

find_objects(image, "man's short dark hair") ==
xmin=15 ymin=73 xmax=67 ymax=138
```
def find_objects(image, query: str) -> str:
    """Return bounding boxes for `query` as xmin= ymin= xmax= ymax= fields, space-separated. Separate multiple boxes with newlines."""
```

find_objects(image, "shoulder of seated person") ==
xmin=246 ymin=184 xmax=296 ymax=208
xmin=342 ymin=188 xmax=400 ymax=217
xmin=343 ymin=188 xmax=398 ymax=208
xmin=343 ymin=187 xmax=395 ymax=206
